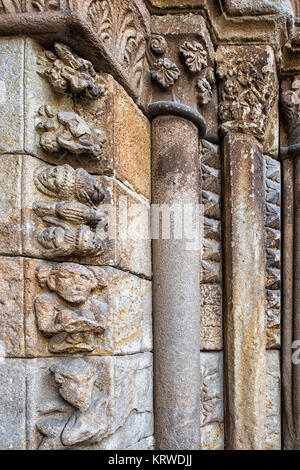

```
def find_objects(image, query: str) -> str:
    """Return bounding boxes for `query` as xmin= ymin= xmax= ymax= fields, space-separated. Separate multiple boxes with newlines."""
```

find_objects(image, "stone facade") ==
xmin=0 ymin=0 xmax=299 ymax=452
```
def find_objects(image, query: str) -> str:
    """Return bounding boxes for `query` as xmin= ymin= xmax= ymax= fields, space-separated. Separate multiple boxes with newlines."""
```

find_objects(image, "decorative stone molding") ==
xmin=34 ymin=263 xmax=107 ymax=353
xmin=265 ymin=156 xmax=281 ymax=349
xmin=37 ymin=359 xmax=109 ymax=449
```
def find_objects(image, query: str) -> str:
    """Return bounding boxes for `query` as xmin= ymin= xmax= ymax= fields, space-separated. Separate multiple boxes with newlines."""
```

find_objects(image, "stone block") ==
xmin=0 ymin=155 xmax=22 ymax=255
xmin=200 ymin=352 xmax=224 ymax=450
xmin=0 ymin=38 xmax=24 ymax=154
xmin=26 ymin=353 xmax=153 ymax=450
xmin=21 ymin=155 xmax=151 ymax=277
xmin=24 ymin=259 xmax=151 ymax=357
xmin=200 ymin=285 xmax=223 ymax=350
xmin=0 ymin=359 xmax=26 ymax=450
xmin=113 ymin=81 xmax=151 ymax=201
xmin=265 ymin=350 xmax=281 ymax=450
xmin=0 ymin=257 xmax=24 ymax=357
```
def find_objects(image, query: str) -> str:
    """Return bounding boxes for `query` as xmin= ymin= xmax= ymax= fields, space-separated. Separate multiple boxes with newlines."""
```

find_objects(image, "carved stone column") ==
xmin=216 ymin=45 xmax=278 ymax=449
xmin=148 ymin=13 xmax=213 ymax=450
xmin=281 ymin=76 xmax=300 ymax=449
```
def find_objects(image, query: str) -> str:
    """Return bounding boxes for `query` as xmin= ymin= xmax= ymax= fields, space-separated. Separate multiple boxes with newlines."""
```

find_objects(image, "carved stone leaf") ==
xmin=179 ymin=41 xmax=208 ymax=73
xmin=151 ymin=58 xmax=180 ymax=89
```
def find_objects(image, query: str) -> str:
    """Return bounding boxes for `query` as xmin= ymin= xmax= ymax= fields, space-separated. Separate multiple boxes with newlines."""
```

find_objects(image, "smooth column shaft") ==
xmin=152 ymin=115 xmax=201 ymax=450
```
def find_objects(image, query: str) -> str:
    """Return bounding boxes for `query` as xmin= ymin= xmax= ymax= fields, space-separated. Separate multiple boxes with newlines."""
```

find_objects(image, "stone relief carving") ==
xmin=265 ymin=156 xmax=281 ymax=349
xmin=33 ymin=201 xmax=106 ymax=226
xmin=281 ymin=75 xmax=300 ymax=148
xmin=179 ymin=41 xmax=208 ymax=73
xmin=87 ymin=0 xmax=146 ymax=91
xmin=34 ymin=164 xmax=105 ymax=206
xmin=148 ymin=33 xmax=215 ymax=106
xmin=37 ymin=217 xmax=105 ymax=258
xmin=0 ymin=0 xmax=61 ymax=12
xmin=217 ymin=56 xmax=276 ymax=142
xmin=33 ymin=164 xmax=108 ymax=259
xmin=35 ymin=263 xmax=107 ymax=353
xmin=37 ymin=359 xmax=109 ymax=449
xmin=150 ymin=58 xmax=180 ymax=89
xmin=201 ymin=141 xmax=222 ymax=284
xmin=37 ymin=43 xmax=106 ymax=99
xmin=36 ymin=105 xmax=106 ymax=161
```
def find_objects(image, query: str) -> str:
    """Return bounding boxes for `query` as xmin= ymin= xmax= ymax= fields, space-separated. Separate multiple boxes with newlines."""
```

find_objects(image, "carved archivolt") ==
xmin=34 ymin=263 xmax=107 ymax=353
xmin=37 ymin=359 xmax=109 ymax=449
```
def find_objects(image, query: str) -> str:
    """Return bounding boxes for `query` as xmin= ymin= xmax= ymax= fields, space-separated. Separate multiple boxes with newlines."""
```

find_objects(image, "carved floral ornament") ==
xmin=217 ymin=57 xmax=276 ymax=141
xmin=148 ymin=35 xmax=215 ymax=106
xmin=37 ymin=359 xmax=109 ymax=449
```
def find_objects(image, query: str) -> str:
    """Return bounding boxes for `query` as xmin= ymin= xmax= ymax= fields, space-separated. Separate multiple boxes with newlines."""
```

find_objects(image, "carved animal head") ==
xmin=50 ymin=359 xmax=97 ymax=411
xmin=35 ymin=262 xmax=107 ymax=305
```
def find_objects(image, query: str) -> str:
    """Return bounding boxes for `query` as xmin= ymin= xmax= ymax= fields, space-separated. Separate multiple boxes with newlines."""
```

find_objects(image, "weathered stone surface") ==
xmin=24 ymin=38 xmax=74 ymax=161
xmin=150 ymin=14 xmax=218 ymax=141
xmin=200 ymin=352 xmax=224 ymax=450
xmin=200 ymin=141 xmax=222 ymax=285
xmin=114 ymin=82 xmax=151 ymax=200
xmin=265 ymin=350 xmax=281 ymax=450
xmin=265 ymin=155 xmax=281 ymax=349
xmin=0 ymin=257 xmax=24 ymax=357
xmin=24 ymin=259 xmax=151 ymax=357
xmin=0 ymin=38 xmax=150 ymax=200
xmin=0 ymin=1 xmax=150 ymax=106
xmin=21 ymin=155 xmax=151 ymax=277
xmin=126 ymin=435 xmax=155 ymax=450
xmin=216 ymin=45 xmax=278 ymax=156
xmin=0 ymin=155 xmax=22 ymax=255
xmin=223 ymin=133 xmax=266 ymax=449
xmin=200 ymin=285 xmax=223 ymax=351
xmin=26 ymin=353 xmax=153 ymax=450
xmin=0 ymin=359 xmax=26 ymax=450
xmin=152 ymin=115 xmax=201 ymax=450
xmin=0 ymin=38 xmax=24 ymax=153
xmin=75 ymin=74 xmax=151 ymax=198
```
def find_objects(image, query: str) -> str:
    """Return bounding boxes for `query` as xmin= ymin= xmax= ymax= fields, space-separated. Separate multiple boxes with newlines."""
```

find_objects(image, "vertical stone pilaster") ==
xmin=223 ymin=133 xmax=266 ymax=449
xmin=217 ymin=45 xmax=278 ymax=449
